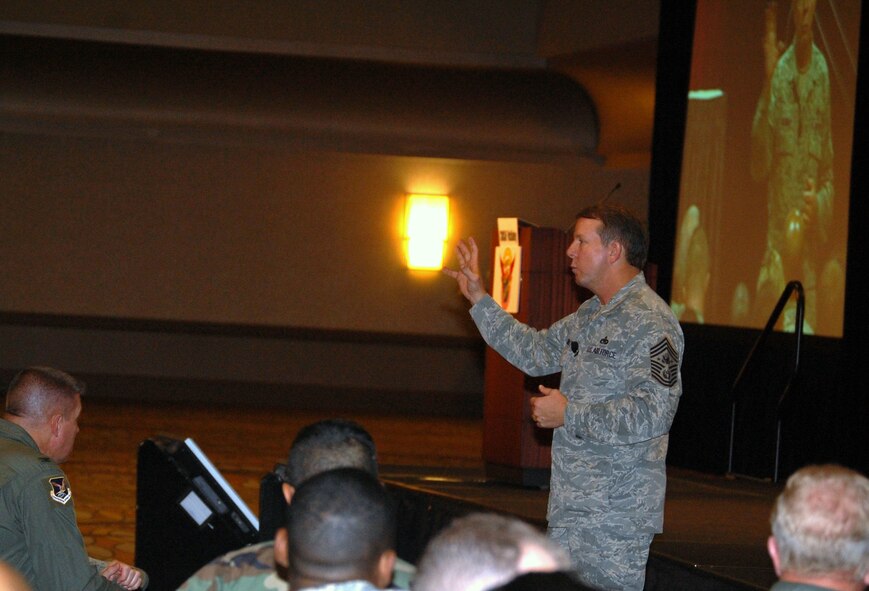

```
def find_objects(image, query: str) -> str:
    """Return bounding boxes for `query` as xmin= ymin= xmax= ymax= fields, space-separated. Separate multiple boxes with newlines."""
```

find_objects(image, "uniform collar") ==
xmin=589 ymin=271 xmax=646 ymax=314
xmin=0 ymin=417 xmax=41 ymax=453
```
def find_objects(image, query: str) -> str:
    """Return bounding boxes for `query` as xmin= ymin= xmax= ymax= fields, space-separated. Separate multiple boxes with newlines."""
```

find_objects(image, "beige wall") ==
xmin=0 ymin=131 xmax=648 ymax=404
xmin=1 ymin=132 xmax=648 ymax=338
xmin=0 ymin=3 xmax=655 ymax=409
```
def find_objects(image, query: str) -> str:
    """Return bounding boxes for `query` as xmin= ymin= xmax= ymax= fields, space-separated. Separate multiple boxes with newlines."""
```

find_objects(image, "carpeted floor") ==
xmin=66 ymin=397 xmax=484 ymax=566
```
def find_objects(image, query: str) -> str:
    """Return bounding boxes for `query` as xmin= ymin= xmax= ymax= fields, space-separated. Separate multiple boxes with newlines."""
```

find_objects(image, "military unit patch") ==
xmin=48 ymin=476 xmax=72 ymax=505
xmin=650 ymin=337 xmax=679 ymax=387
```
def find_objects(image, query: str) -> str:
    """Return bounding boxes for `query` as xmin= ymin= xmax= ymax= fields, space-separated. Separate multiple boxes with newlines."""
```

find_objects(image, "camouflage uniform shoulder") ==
xmin=177 ymin=541 xmax=287 ymax=591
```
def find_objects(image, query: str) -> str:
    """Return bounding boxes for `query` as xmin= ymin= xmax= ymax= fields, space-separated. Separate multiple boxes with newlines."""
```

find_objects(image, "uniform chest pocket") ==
xmin=578 ymin=348 xmax=622 ymax=392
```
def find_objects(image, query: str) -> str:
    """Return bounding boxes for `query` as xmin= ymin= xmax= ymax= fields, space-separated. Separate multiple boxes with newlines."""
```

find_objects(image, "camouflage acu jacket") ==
xmin=470 ymin=272 xmax=684 ymax=532
xmin=177 ymin=540 xmax=414 ymax=591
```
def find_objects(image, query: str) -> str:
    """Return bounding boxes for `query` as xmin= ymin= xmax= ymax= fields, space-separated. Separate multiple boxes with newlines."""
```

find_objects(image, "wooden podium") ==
xmin=483 ymin=224 xmax=588 ymax=488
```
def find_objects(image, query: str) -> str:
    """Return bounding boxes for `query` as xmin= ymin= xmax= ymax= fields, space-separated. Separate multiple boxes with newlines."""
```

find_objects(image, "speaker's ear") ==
xmin=608 ymin=240 xmax=623 ymax=263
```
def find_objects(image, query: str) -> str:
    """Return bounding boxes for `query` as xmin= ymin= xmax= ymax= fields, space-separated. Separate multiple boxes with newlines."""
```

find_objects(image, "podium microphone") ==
xmin=600 ymin=182 xmax=622 ymax=204
xmin=566 ymin=182 xmax=625 ymax=234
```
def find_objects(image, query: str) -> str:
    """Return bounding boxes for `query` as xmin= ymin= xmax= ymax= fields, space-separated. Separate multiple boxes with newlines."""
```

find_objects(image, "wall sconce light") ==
xmin=404 ymin=194 xmax=450 ymax=270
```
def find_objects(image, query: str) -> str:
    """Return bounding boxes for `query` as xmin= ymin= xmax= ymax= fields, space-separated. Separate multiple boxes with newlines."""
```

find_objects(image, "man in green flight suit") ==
xmin=0 ymin=366 xmax=147 ymax=590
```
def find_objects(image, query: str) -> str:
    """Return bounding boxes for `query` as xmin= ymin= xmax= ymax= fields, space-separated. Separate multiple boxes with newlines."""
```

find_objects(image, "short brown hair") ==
xmin=575 ymin=204 xmax=648 ymax=269
xmin=4 ymin=367 xmax=85 ymax=422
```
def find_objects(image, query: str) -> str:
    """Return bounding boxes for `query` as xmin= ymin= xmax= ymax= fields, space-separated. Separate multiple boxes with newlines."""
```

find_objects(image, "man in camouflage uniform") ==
xmin=178 ymin=419 xmax=414 ymax=591
xmin=178 ymin=542 xmax=288 ymax=591
xmin=0 ymin=367 xmax=146 ymax=590
xmin=445 ymin=204 xmax=684 ymax=590
xmin=751 ymin=0 xmax=833 ymax=331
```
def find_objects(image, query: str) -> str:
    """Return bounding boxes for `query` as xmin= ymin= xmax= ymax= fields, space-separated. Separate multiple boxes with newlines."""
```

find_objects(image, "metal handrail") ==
xmin=727 ymin=280 xmax=805 ymax=482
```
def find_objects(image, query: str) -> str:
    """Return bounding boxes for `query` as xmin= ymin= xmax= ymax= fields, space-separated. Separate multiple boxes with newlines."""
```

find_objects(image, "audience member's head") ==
xmin=412 ymin=512 xmax=570 ymax=591
xmin=768 ymin=464 xmax=869 ymax=591
xmin=4 ymin=367 xmax=85 ymax=423
xmin=3 ymin=367 xmax=85 ymax=463
xmin=286 ymin=419 xmax=377 ymax=485
xmin=278 ymin=418 xmax=378 ymax=504
xmin=0 ymin=561 xmax=31 ymax=591
xmin=488 ymin=571 xmax=595 ymax=591
xmin=277 ymin=468 xmax=397 ymax=590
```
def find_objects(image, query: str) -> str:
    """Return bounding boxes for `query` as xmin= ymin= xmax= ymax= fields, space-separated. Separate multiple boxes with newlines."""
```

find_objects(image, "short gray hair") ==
xmin=771 ymin=464 xmax=869 ymax=581
xmin=4 ymin=367 xmax=85 ymax=422
xmin=413 ymin=512 xmax=570 ymax=591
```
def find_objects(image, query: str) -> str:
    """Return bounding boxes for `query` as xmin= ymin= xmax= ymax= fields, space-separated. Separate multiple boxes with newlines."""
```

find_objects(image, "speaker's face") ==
xmin=567 ymin=217 xmax=609 ymax=293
